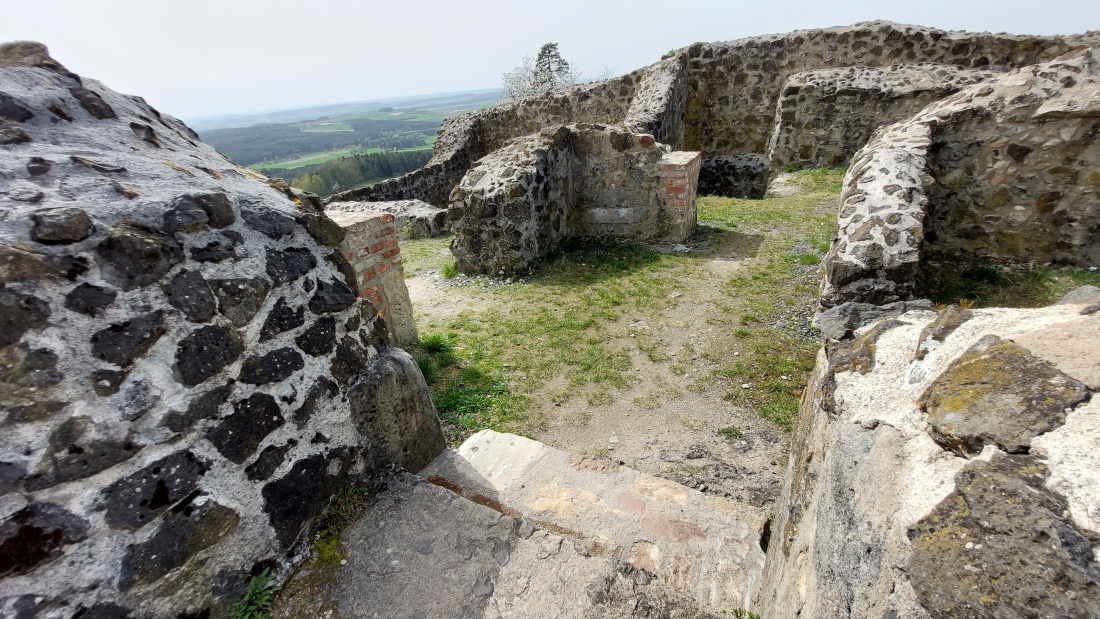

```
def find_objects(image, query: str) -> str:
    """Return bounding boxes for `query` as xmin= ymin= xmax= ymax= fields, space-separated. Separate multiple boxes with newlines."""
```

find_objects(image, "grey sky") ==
xmin=4 ymin=0 xmax=1097 ymax=121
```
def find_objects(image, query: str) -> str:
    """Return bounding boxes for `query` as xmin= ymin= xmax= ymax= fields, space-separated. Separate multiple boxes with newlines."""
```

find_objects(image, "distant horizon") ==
xmin=185 ymin=86 xmax=502 ymax=126
xmin=5 ymin=1 xmax=1099 ymax=119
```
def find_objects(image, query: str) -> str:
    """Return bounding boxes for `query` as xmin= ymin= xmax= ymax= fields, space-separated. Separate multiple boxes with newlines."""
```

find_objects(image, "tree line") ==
xmin=260 ymin=149 xmax=432 ymax=197
xmin=200 ymin=118 xmax=439 ymax=166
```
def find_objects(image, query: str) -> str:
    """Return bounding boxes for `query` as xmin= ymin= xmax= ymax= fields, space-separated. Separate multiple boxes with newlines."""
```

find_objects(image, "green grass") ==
xmin=403 ymin=168 xmax=846 ymax=438
xmin=698 ymin=167 xmax=843 ymax=431
xmin=923 ymin=261 xmax=1100 ymax=308
xmin=229 ymin=568 xmax=281 ymax=619
xmin=255 ymin=148 xmax=361 ymax=170
xmin=717 ymin=426 xmax=744 ymax=440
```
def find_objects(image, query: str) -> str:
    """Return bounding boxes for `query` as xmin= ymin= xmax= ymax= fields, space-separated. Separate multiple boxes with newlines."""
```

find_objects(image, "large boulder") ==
xmin=0 ymin=42 xmax=443 ymax=618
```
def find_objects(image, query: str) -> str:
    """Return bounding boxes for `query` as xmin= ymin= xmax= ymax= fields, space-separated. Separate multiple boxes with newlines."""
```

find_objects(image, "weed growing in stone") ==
xmin=229 ymin=568 xmax=281 ymax=619
xmin=717 ymin=426 xmax=744 ymax=440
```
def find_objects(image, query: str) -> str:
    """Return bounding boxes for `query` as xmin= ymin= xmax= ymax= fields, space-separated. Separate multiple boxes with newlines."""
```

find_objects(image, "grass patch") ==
xmin=717 ymin=426 xmax=743 ymax=441
xmin=697 ymin=167 xmax=843 ymax=431
xmin=923 ymin=261 xmax=1100 ymax=308
xmin=399 ymin=234 xmax=455 ymax=277
xmin=441 ymin=262 xmax=458 ymax=278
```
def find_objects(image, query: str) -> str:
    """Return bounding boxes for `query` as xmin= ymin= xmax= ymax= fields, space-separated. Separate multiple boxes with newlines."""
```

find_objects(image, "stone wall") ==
xmin=682 ymin=21 xmax=1093 ymax=157
xmin=766 ymin=64 xmax=995 ymax=169
xmin=0 ymin=43 xmax=444 ymax=618
xmin=820 ymin=48 xmax=1100 ymax=309
xmin=448 ymin=124 xmax=701 ymax=275
xmin=755 ymin=292 xmax=1100 ymax=618
xmin=624 ymin=53 xmax=690 ymax=149
xmin=326 ymin=210 xmax=418 ymax=347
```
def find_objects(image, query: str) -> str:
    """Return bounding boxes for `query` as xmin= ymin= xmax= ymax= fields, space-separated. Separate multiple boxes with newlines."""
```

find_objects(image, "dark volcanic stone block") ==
xmin=296 ymin=316 xmax=336 ymax=356
xmin=26 ymin=417 xmax=139 ymax=491
xmin=0 ymin=288 xmax=51 ymax=348
xmin=909 ymin=453 xmax=1100 ymax=617
xmin=241 ymin=208 xmax=295 ymax=240
xmin=90 ymin=311 xmax=166 ymax=367
xmin=0 ymin=502 xmax=89 ymax=577
xmin=175 ymin=325 xmax=245 ymax=387
xmin=261 ymin=448 xmax=354 ymax=547
xmin=259 ymin=298 xmax=305 ymax=342
xmin=206 ymin=393 xmax=284 ymax=463
xmin=265 ymin=247 xmax=317 ymax=285
xmin=239 ymin=348 xmax=304 ymax=385
xmin=921 ymin=335 xmax=1091 ymax=456
xmin=162 ymin=269 xmax=216 ymax=323
xmin=162 ymin=383 xmax=233 ymax=432
xmin=193 ymin=193 xmax=236 ymax=228
xmin=89 ymin=311 xmax=164 ymax=367
xmin=31 ymin=208 xmax=93 ymax=244
xmin=309 ymin=278 xmax=357 ymax=315
xmin=118 ymin=497 xmax=238 ymax=590
xmin=68 ymin=86 xmax=116 ymax=119
xmin=95 ymin=224 xmax=183 ymax=291
xmin=65 ymin=283 xmax=116 ymax=317
xmin=101 ymin=450 xmax=207 ymax=531
xmin=210 ymin=278 xmax=271 ymax=327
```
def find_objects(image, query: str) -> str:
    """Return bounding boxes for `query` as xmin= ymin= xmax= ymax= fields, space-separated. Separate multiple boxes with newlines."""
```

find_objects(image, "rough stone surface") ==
xmin=755 ymin=301 xmax=1100 ymax=618
xmin=420 ymin=430 xmax=765 ymax=613
xmin=327 ymin=199 xmax=449 ymax=238
xmin=920 ymin=335 xmax=1090 ymax=456
xmin=0 ymin=45 xmax=444 ymax=618
xmin=698 ymin=154 xmax=769 ymax=198
xmin=909 ymin=452 xmax=1100 ymax=618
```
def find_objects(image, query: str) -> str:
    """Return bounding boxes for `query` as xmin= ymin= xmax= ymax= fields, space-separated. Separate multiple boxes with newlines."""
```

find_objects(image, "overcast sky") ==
xmin=4 ymin=0 xmax=1097 ymax=121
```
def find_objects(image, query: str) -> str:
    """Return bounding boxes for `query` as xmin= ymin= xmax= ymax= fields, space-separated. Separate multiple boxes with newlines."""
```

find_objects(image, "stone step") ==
xmin=275 ymin=471 xmax=725 ymax=619
xmin=418 ymin=430 xmax=766 ymax=613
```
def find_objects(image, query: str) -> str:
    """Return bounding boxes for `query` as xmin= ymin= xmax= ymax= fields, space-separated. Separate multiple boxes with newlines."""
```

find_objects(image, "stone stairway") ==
xmin=275 ymin=431 xmax=766 ymax=618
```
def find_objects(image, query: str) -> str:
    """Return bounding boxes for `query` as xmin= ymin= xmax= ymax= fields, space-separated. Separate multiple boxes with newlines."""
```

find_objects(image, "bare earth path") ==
xmin=400 ymin=170 xmax=843 ymax=524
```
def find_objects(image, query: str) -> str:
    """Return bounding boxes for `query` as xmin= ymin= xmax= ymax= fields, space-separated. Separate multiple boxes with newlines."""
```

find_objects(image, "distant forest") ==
xmin=264 ymin=150 xmax=432 ymax=197
xmin=200 ymin=118 xmax=438 ymax=166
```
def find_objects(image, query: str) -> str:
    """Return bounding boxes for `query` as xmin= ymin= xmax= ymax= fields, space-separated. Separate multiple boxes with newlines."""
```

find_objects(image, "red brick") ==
xmin=364 ymin=286 xmax=381 ymax=297
xmin=382 ymin=248 xmax=400 ymax=259
xmin=379 ymin=226 xmax=396 ymax=237
xmin=384 ymin=237 xmax=399 ymax=249
xmin=347 ymin=251 xmax=356 ymax=261
xmin=363 ymin=267 xmax=377 ymax=280
xmin=391 ymin=256 xmax=403 ymax=266
xmin=381 ymin=214 xmax=394 ymax=224
xmin=378 ymin=308 xmax=388 ymax=318
xmin=371 ymin=241 xmax=385 ymax=253
xmin=378 ymin=262 xmax=391 ymax=275
xmin=667 ymin=186 xmax=686 ymax=193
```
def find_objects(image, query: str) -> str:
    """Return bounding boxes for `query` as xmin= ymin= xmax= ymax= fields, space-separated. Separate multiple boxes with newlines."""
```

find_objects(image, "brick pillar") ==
xmin=656 ymin=151 xmax=702 ymax=242
xmin=326 ymin=210 xmax=418 ymax=347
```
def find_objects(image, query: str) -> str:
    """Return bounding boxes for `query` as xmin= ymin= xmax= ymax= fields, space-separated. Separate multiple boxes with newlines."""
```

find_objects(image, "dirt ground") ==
xmin=405 ymin=229 xmax=791 ymax=518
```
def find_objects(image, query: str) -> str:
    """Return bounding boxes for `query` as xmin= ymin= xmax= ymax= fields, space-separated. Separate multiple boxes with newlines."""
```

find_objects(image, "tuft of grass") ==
xmin=399 ymin=233 xmax=455 ymax=277
xmin=229 ymin=568 xmax=281 ymax=619
xmin=416 ymin=356 xmax=436 ymax=384
xmin=717 ymin=426 xmax=744 ymax=441
xmin=441 ymin=261 xmax=458 ymax=279
xmin=796 ymin=253 xmax=820 ymax=265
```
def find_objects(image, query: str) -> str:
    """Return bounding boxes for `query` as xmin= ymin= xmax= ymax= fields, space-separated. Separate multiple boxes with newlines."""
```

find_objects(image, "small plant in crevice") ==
xmin=441 ymin=261 xmax=458 ymax=278
xmin=229 ymin=568 xmax=281 ymax=619
xmin=314 ymin=530 xmax=342 ymax=566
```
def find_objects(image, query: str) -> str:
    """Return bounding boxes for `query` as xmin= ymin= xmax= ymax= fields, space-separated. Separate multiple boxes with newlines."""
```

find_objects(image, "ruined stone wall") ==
xmin=0 ymin=44 xmax=444 ymax=618
xmin=683 ymin=21 xmax=1092 ymax=157
xmin=820 ymin=48 xmax=1100 ymax=309
xmin=756 ymin=293 xmax=1100 ymax=618
xmin=449 ymin=124 xmax=701 ymax=275
xmin=326 ymin=210 xmax=418 ymax=347
xmin=624 ymin=53 xmax=690 ymax=149
xmin=766 ymin=64 xmax=995 ymax=169
xmin=922 ymin=51 xmax=1100 ymax=266
xmin=449 ymin=128 xmax=574 ymax=276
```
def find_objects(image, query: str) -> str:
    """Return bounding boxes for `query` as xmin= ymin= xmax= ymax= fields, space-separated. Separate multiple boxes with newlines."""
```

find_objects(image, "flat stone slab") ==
xmin=274 ymin=472 xmax=722 ymax=619
xmin=419 ymin=430 xmax=765 ymax=612
xmin=327 ymin=199 xmax=447 ymax=239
